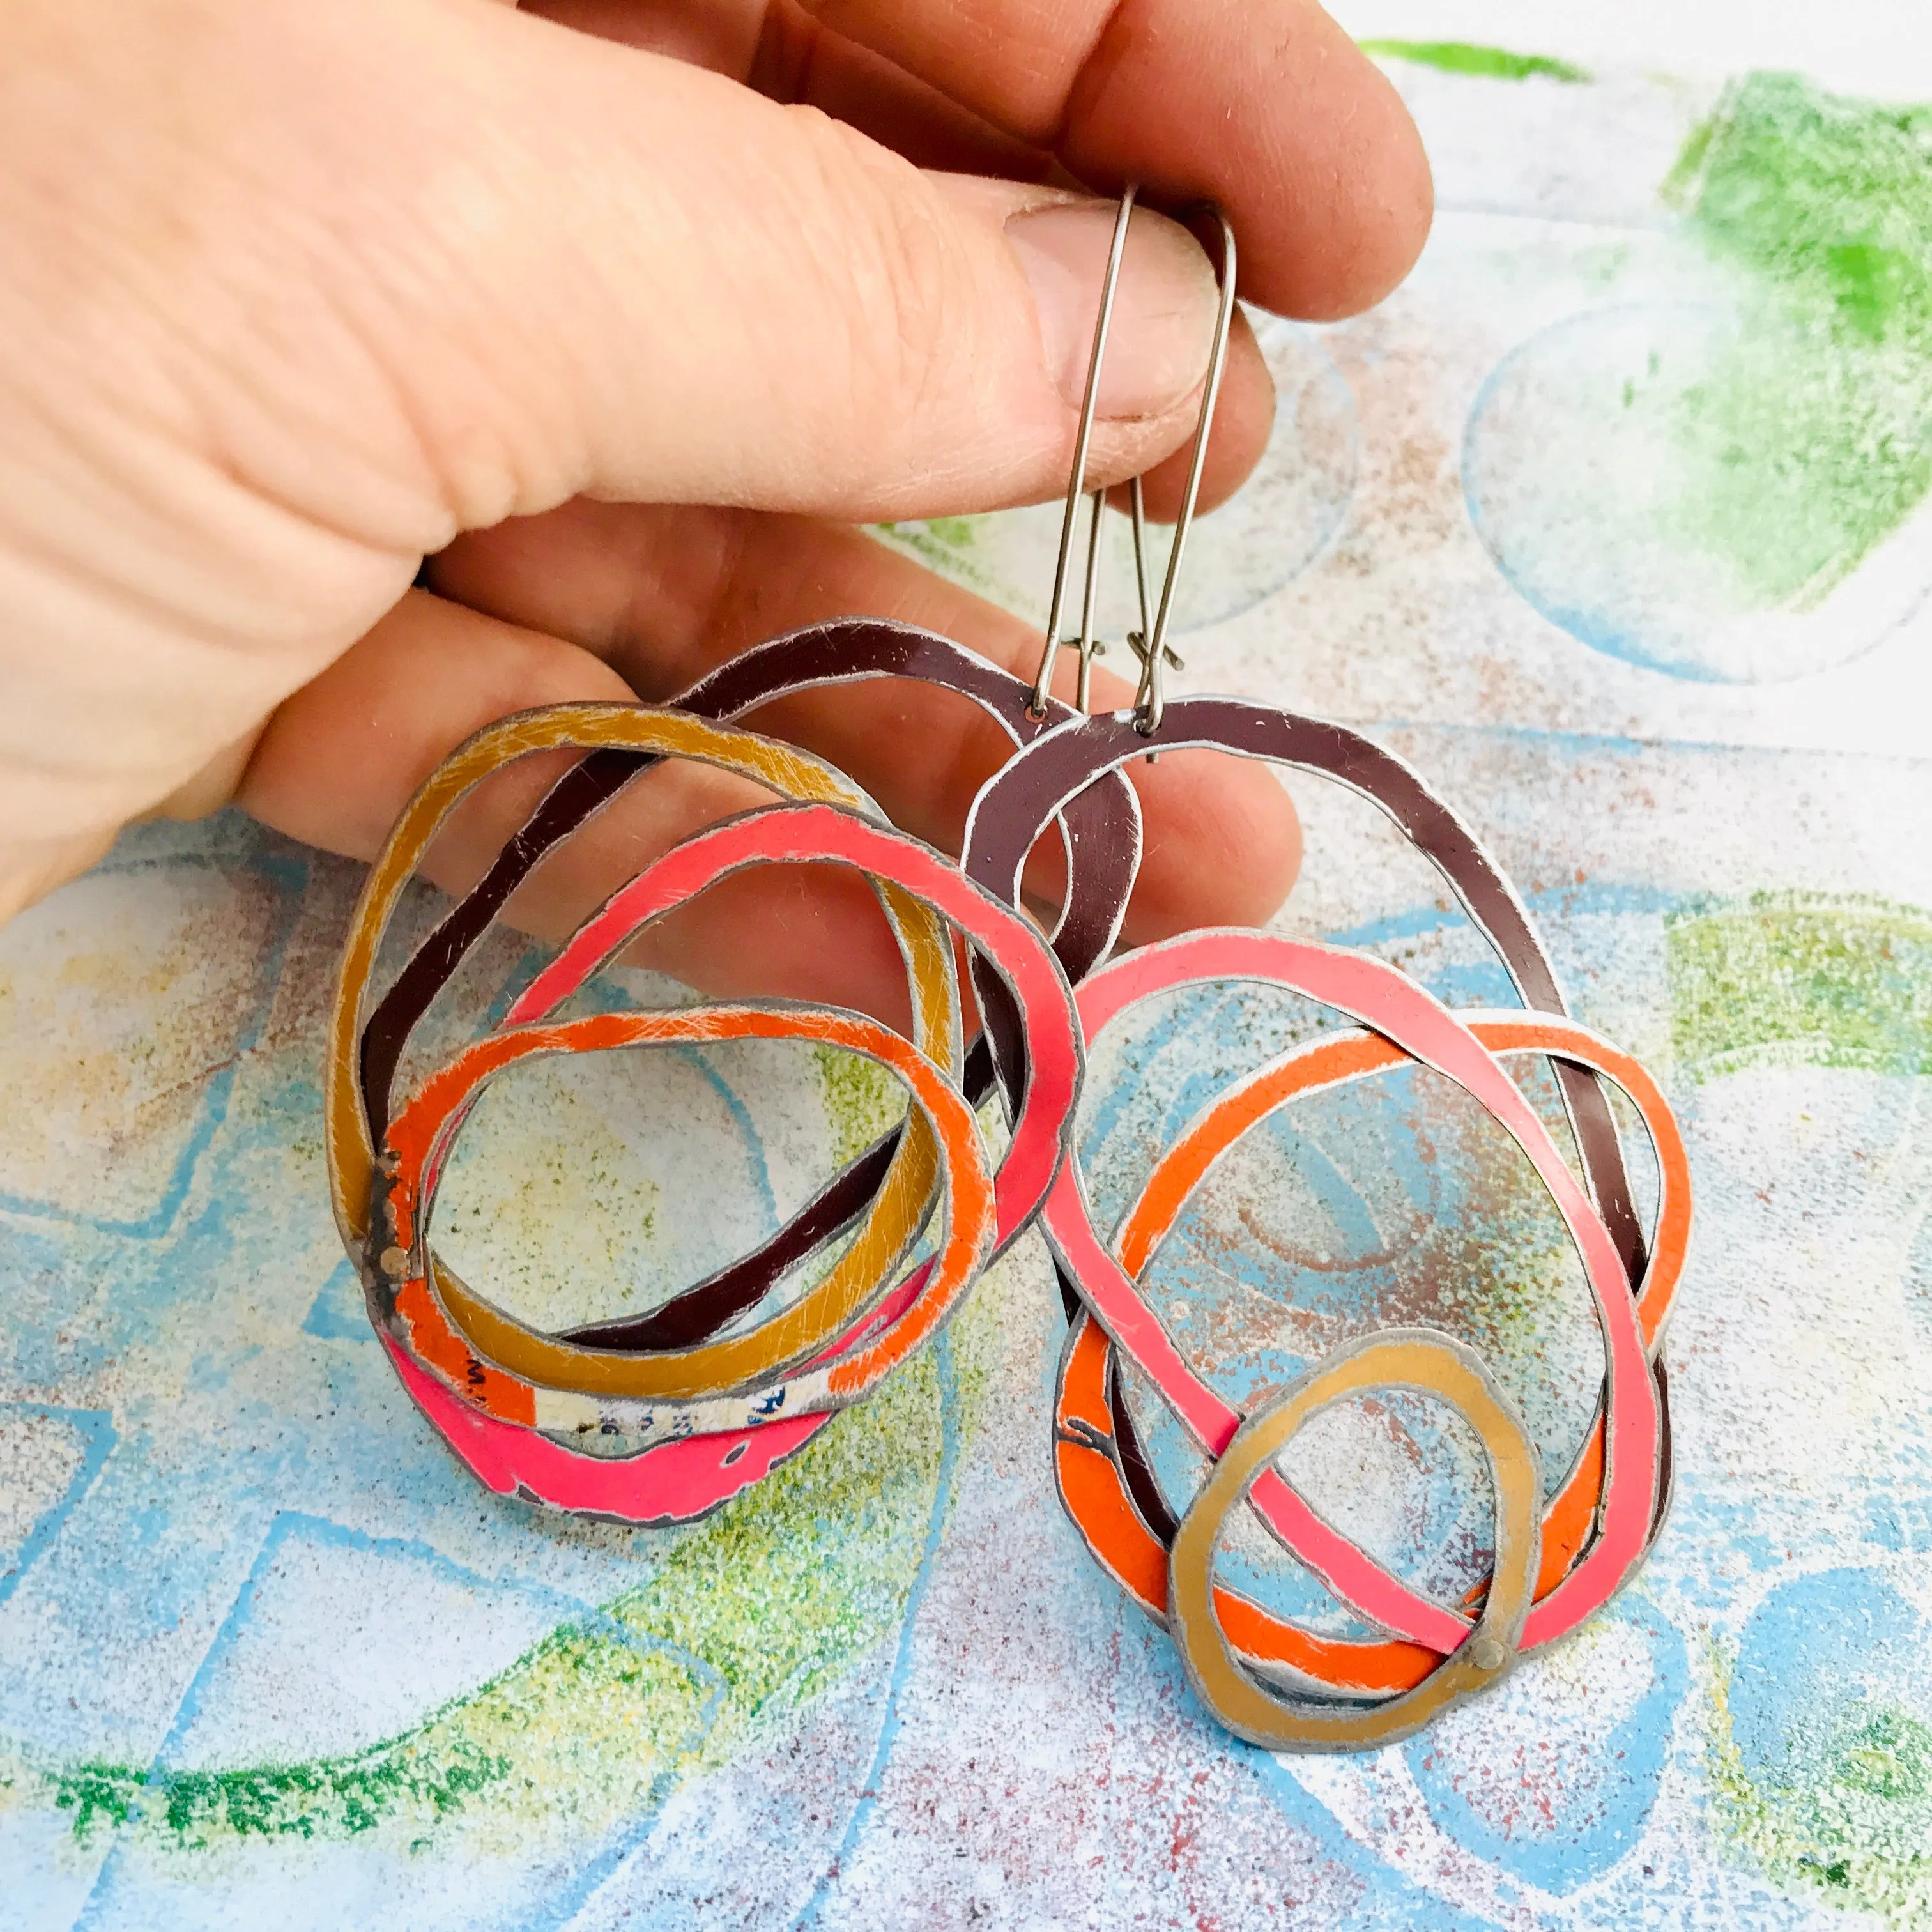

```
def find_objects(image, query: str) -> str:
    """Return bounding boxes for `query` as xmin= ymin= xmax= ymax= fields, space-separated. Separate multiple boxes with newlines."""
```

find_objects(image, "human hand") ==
xmin=0 ymin=0 xmax=1429 ymax=1018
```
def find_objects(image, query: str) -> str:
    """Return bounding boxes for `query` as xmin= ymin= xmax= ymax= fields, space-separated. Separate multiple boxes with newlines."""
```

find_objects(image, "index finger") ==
xmin=795 ymin=0 xmax=1432 ymax=318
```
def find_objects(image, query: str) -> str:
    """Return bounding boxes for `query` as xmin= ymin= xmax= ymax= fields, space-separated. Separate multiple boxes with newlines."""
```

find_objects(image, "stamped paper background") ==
xmin=4 ymin=7 xmax=1931 ymax=1926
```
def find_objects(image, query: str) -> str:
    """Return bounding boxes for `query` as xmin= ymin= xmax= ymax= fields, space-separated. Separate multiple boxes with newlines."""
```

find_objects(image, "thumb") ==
xmin=300 ymin=0 xmax=1232 ymax=526
xmin=0 ymin=0 xmax=1234 ymax=921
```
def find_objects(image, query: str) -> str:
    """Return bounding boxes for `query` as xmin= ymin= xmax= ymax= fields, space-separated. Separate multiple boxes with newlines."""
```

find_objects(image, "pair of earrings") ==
xmin=325 ymin=193 xmax=1688 ymax=1751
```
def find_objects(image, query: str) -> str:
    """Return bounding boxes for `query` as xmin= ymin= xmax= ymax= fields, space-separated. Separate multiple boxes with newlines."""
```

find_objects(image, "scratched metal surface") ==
xmin=5 ymin=24 xmax=1932 ymax=1931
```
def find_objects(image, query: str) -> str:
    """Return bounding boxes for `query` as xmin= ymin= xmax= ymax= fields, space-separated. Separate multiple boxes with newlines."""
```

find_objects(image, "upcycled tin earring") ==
xmin=334 ymin=448 xmax=1176 ymax=1529
xmin=328 ymin=708 xmax=1088 ymax=1522
xmin=960 ymin=188 xmax=1688 ymax=1747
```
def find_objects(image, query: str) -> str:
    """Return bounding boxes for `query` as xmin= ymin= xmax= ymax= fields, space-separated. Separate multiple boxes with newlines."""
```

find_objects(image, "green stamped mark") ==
xmin=1666 ymin=893 xmax=1932 ymax=1080
xmin=1662 ymin=74 xmax=1932 ymax=608
xmin=1710 ymin=1638 xmax=1932 ymax=1926
xmin=4 ymin=1257 xmax=1013 ymax=1857
xmin=1360 ymin=40 xmax=1590 ymax=84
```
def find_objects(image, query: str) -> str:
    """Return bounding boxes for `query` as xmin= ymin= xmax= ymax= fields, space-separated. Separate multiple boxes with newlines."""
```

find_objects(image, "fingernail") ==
xmin=1006 ymin=201 xmax=1218 ymax=420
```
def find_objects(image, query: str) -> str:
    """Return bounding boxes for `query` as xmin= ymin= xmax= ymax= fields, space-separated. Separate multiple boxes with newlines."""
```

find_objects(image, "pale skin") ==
xmin=0 ymin=0 xmax=1430 ymax=1023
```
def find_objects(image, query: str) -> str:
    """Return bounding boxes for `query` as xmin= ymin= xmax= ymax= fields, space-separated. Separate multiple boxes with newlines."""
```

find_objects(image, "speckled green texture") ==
xmin=4 ymin=1259 xmax=1011 ymax=1858
xmin=1361 ymin=40 xmax=1590 ymax=84
xmin=1708 ymin=1640 xmax=1932 ymax=1927
xmin=1667 ymin=77 xmax=1932 ymax=345
xmin=1665 ymin=893 xmax=1932 ymax=1079
xmin=1660 ymin=74 xmax=1932 ymax=606
xmin=813 ymin=1043 xmax=906 ymax=1169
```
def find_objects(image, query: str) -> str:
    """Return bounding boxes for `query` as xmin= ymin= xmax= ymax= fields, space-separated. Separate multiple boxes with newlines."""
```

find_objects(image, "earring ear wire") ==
xmin=1031 ymin=187 xmax=1138 ymax=719
xmin=1027 ymin=193 xmax=1238 ymax=735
